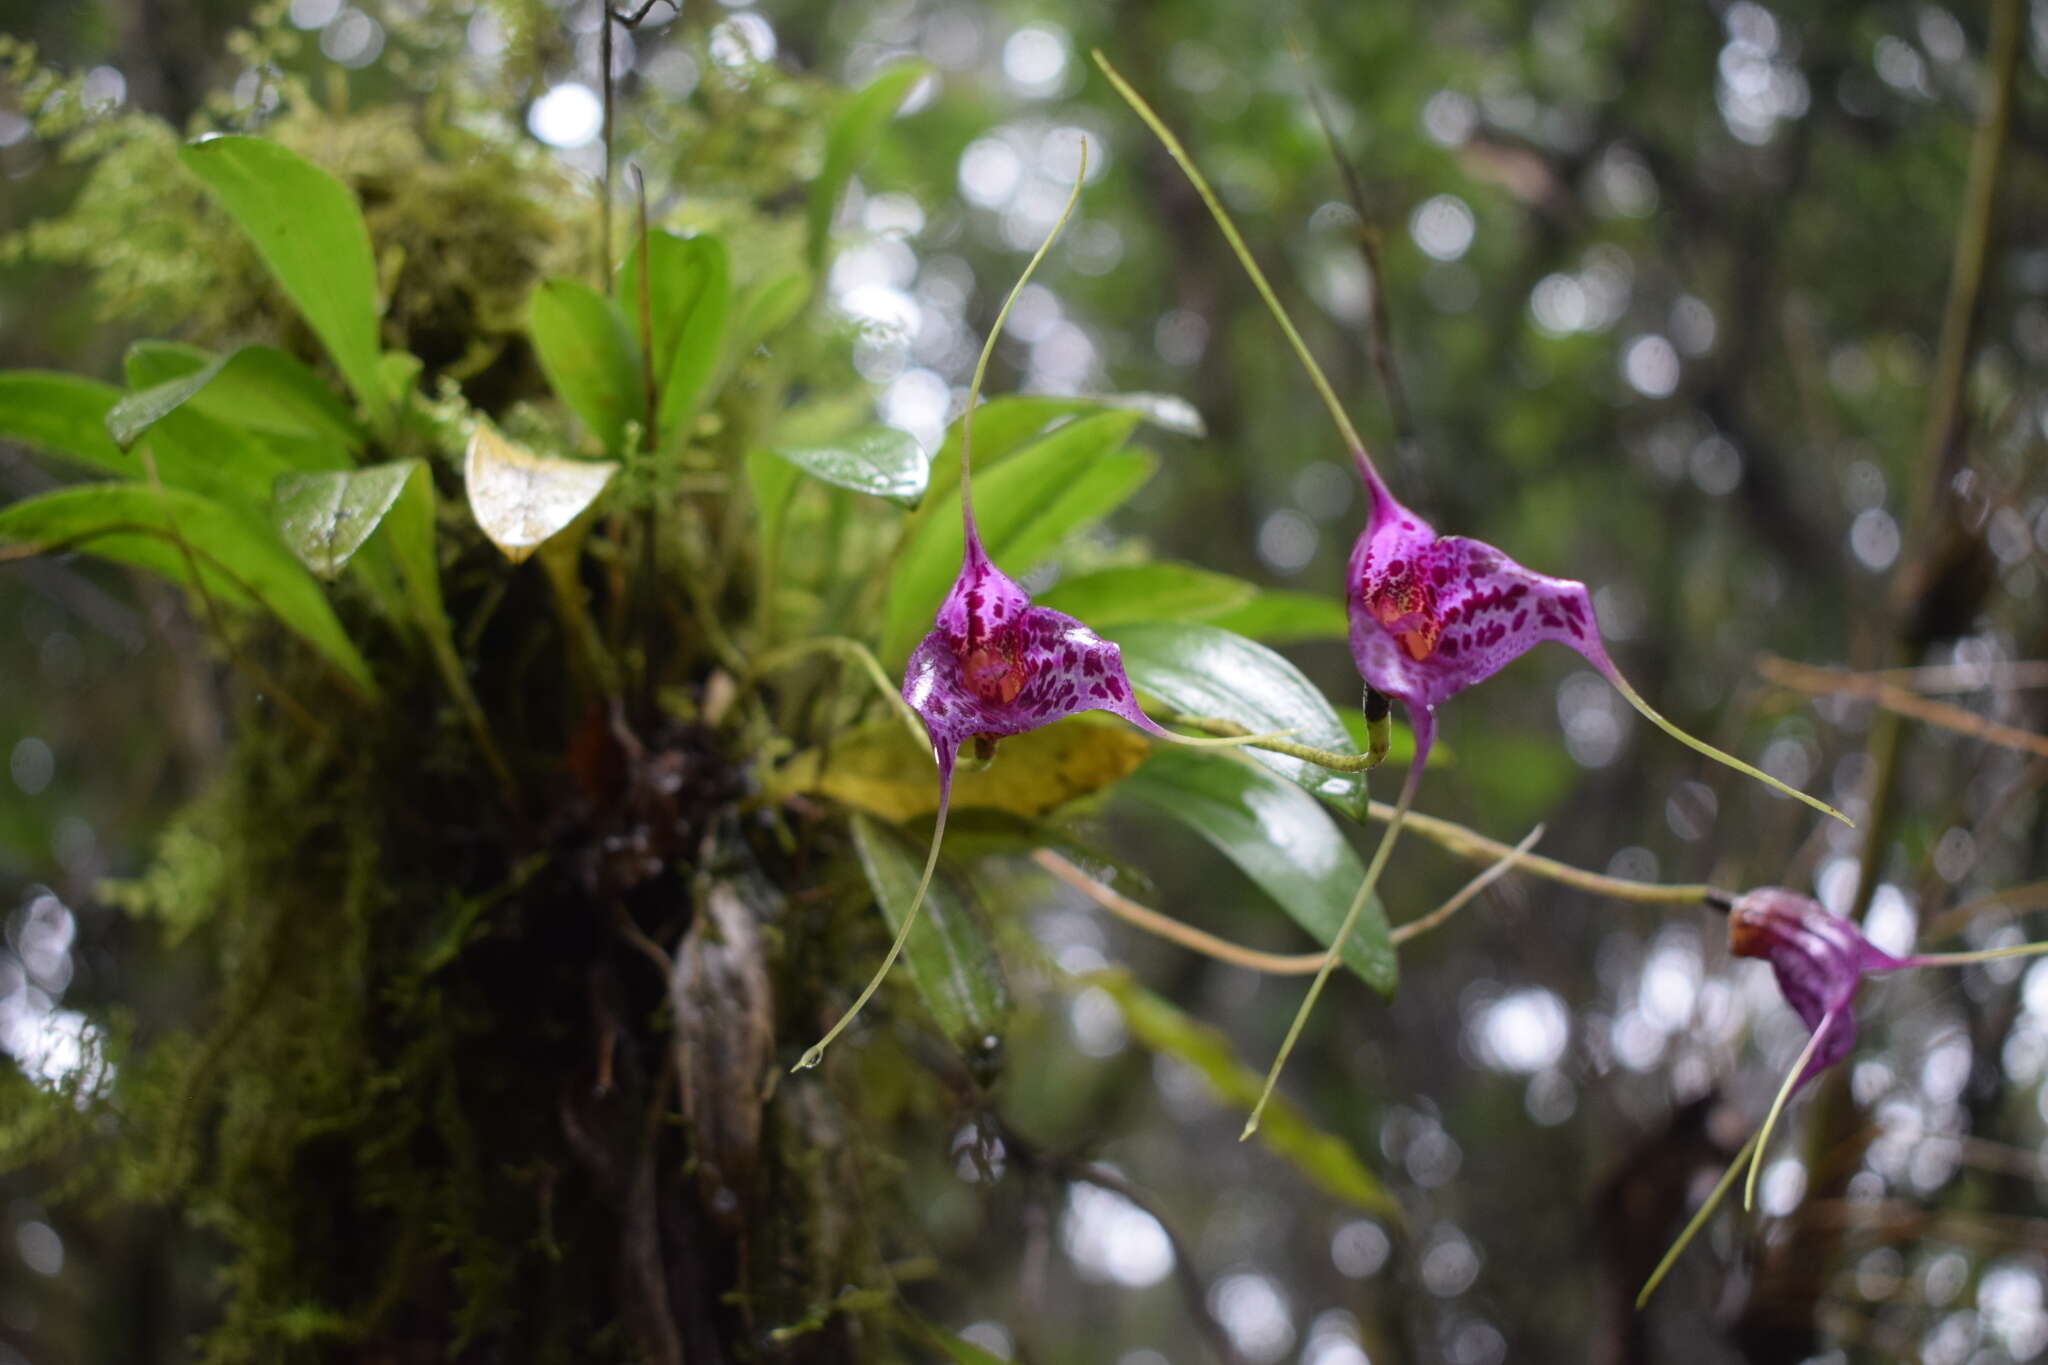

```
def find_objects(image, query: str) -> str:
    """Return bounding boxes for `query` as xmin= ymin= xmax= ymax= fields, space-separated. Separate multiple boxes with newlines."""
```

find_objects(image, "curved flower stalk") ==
xmin=1095 ymin=53 xmax=1848 ymax=1137
xmin=1636 ymin=887 xmax=2048 ymax=1305
xmin=796 ymin=145 xmax=1274 ymax=1071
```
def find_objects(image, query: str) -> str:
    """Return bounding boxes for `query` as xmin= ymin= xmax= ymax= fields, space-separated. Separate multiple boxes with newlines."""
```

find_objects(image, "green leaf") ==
xmin=133 ymin=405 xmax=316 ymax=514
xmin=0 ymin=372 xmax=129 ymax=476
xmin=808 ymin=60 xmax=929 ymax=265
xmin=1087 ymin=968 xmax=1399 ymax=1219
xmin=735 ymin=268 xmax=812 ymax=350
xmin=616 ymin=231 xmax=731 ymax=452
xmin=768 ymin=426 xmax=927 ymax=506
xmin=1115 ymin=621 xmax=1367 ymax=814
xmin=109 ymin=344 xmax=365 ymax=454
xmin=1205 ymin=589 xmax=1351 ymax=643
xmin=0 ymin=483 xmax=374 ymax=695
xmin=179 ymin=136 xmax=390 ymax=427
xmin=771 ymin=716 xmax=1151 ymax=822
xmin=463 ymin=426 xmax=618 ymax=565
xmin=272 ymin=461 xmax=419 ymax=579
xmin=528 ymin=278 xmax=641 ymax=456
xmin=849 ymin=813 xmax=1008 ymax=1052
xmin=1119 ymin=748 xmax=1393 ymax=993
xmin=882 ymin=410 xmax=1147 ymax=661
xmin=1036 ymin=561 xmax=1257 ymax=629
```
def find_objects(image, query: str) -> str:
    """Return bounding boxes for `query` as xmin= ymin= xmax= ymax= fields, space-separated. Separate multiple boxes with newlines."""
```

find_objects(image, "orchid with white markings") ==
xmin=1636 ymin=887 xmax=2048 ymax=1304
xmin=1096 ymin=53 xmax=1848 ymax=1137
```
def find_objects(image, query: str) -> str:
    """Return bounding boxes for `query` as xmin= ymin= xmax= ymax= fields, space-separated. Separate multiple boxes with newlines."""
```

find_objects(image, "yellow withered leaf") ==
xmin=773 ymin=716 xmax=1150 ymax=822
xmin=463 ymin=424 xmax=617 ymax=564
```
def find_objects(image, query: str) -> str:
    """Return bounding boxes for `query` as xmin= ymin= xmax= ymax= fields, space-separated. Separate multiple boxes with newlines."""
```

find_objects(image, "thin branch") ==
xmin=1923 ymin=880 xmax=2048 ymax=944
xmin=1759 ymin=654 xmax=2048 ymax=760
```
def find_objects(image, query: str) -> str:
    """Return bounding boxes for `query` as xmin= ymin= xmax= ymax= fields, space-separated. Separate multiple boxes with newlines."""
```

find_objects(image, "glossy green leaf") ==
xmin=1036 ymin=561 xmax=1257 ymax=628
xmin=1205 ymin=589 xmax=1351 ymax=643
xmin=807 ymin=60 xmax=929 ymax=265
xmin=1115 ymin=621 xmax=1367 ymax=814
xmin=0 ymin=483 xmax=374 ymax=695
xmin=108 ymin=344 xmax=364 ymax=453
xmin=922 ymin=395 xmax=1106 ymax=510
xmin=1087 ymin=969 xmax=1399 ymax=1219
xmin=134 ymin=405 xmax=320 ymax=514
xmin=768 ymin=426 xmax=926 ymax=505
xmin=882 ymin=410 xmax=1146 ymax=661
xmin=179 ymin=136 xmax=389 ymax=427
xmin=272 ymin=461 xmax=419 ymax=579
xmin=1119 ymin=748 xmax=1393 ymax=993
xmin=616 ymin=231 xmax=730 ymax=452
xmin=0 ymin=372 xmax=129 ymax=476
xmin=463 ymin=426 xmax=618 ymax=565
xmin=849 ymin=813 xmax=1008 ymax=1052
xmin=528 ymin=277 xmax=641 ymax=456
xmin=122 ymin=339 xmax=212 ymax=391
xmin=735 ymin=268 xmax=812 ymax=350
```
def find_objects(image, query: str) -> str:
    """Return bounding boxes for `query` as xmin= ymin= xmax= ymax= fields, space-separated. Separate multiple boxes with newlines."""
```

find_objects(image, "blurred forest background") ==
xmin=2 ymin=0 xmax=2047 ymax=1362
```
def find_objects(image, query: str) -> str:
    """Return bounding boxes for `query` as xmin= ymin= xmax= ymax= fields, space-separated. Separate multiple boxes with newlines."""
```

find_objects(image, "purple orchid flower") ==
xmin=1637 ymin=886 xmax=2048 ymax=1304
xmin=1345 ymin=464 xmax=1846 ymax=830
xmin=797 ymin=141 xmax=1258 ymax=1071
xmin=1094 ymin=54 xmax=1848 ymax=1139
xmin=901 ymin=521 xmax=1169 ymax=796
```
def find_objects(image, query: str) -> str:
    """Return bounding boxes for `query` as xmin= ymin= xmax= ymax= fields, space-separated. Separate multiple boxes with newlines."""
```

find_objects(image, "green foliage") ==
xmin=1120 ymin=748 xmax=1394 ymax=993
xmin=850 ymin=814 xmax=1009 ymax=1055
xmin=177 ymin=136 xmax=393 ymax=428
xmin=0 ymin=482 xmax=374 ymax=694
xmin=1116 ymin=621 xmax=1368 ymax=813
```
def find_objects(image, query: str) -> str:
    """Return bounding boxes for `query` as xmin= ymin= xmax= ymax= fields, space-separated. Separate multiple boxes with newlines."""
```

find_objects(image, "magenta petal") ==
xmin=1727 ymin=887 xmax=1903 ymax=1092
xmin=1346 ymin=476 xmax=1614 ymax=714
xmin=903 ymin=544 xmax=1166 ymax=765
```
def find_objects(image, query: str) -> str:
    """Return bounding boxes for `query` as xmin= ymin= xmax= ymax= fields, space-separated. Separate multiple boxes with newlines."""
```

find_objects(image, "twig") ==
xmin=1922 ymin=879 xmax=2048 ymax=944
xmin=1759 ymin=654 xmax=2048 ymax=760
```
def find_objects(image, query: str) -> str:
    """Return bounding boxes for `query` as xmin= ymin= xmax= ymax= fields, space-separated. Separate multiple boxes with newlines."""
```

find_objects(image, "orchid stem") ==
xmin=1034 ymin=822 xmax=1539 ymax=978
xmin=1032 ymin=849 xmax=1326 ymax=974
xmin=1603 ymin=670 xmax=1852 ymax=827
xmin=796 ymin=801 xmax=951 ymax=1071
xmin=960 ymin=139 xmax=1087 ymax=530
xmin=1373 ymin=803 xmax=1714 ymax=907
xmin=1744 ymin=1013 xmax=1834 ymax=1211
xmin=1908 ymin=941 xmax=2048 ymax=969
xmin=1095 ymin=53 xmax=1376 ymax=477
xmin=1243 ymin=755 xmax=1425 ymax=1140
xmin=1636 ymin=1128 xmax=1762 ymax=1308
xmin=1389 ymin=823 xmax=1542 ymax=946
xmin=1162 ymin=713 xmax=1382 ymax=771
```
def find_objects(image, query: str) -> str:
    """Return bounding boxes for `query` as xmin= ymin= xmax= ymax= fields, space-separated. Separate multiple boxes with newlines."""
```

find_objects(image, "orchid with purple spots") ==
xmin=1635 ymin=886 xmax=2048 ymax=1304
xmin=795 ymin=144 xmax=1267 ymax=1072
xmin=1096 ymin=54 xmax=1849 ymax=1139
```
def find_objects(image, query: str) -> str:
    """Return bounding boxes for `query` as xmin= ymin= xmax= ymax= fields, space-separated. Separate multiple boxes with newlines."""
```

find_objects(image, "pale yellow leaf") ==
xmin=773 ymin=716 xmax=1150 ymax=822
xmin=462 ymin=424 xmax=617 ymax=564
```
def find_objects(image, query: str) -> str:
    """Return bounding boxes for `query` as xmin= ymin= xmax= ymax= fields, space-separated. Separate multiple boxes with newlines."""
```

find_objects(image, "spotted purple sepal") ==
xmin=1727 ymin=887 xmax=1907 ymax=1092
xmin=1347 ymin=466 xmax=1616 ymax=758
xmin=903 ymin=536 xmax=1168 ymax=787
